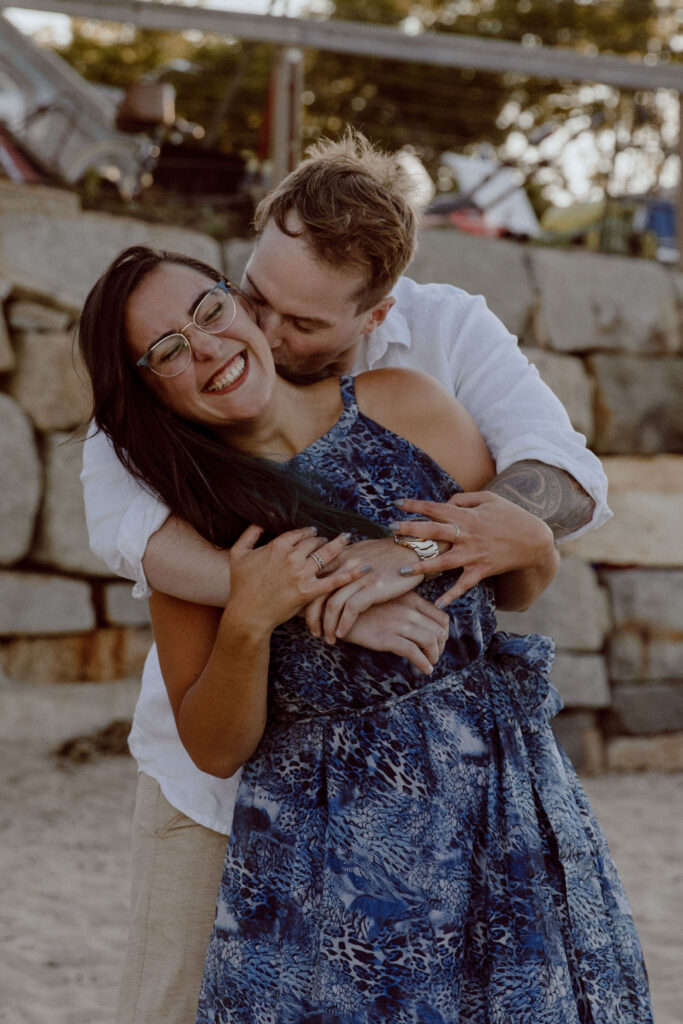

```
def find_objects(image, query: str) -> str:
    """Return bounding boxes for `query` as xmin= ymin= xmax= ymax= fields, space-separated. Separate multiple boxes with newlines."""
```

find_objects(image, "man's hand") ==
xmin=340 ymin=592 xmax=450 ymax=675
xmin=391 ymin=492 xmax=555 ymax=607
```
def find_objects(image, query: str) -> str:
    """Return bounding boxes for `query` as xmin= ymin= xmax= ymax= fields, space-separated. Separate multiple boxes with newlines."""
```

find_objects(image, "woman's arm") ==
xmin=151 ymin=527 xmax=371 ymax=777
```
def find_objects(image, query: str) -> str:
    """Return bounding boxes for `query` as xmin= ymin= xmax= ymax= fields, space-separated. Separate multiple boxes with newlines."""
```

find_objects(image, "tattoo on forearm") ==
xmin=484 ymin=460 xmax=595 ymax=539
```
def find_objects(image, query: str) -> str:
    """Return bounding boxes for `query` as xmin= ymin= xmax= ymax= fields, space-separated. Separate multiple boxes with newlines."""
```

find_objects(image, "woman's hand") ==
xmin=228 ymin=524 xmax=372 ymax=634
xmin=303 ymin=536 xmax=426 ymax=643
xmin=342 ymin=592 xmax=450 ymax=674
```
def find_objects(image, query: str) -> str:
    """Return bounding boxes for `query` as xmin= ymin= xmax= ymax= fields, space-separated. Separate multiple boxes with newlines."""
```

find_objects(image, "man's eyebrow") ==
xmin=245 ymin=272 xmax=332 ymax=329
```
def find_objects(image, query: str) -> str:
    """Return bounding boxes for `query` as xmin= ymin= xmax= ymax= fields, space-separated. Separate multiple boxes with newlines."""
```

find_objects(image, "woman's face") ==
xmin=125 ymin=262 xmax=277 ymax=433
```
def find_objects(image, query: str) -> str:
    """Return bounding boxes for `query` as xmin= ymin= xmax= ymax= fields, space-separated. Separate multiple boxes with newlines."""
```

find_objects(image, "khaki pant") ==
xmin=117 ymin=772 xmax=228 ymax=1024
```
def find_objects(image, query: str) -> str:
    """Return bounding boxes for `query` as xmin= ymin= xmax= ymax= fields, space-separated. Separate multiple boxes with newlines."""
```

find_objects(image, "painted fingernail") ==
xmin=361 ymin=564 xmax=373 ymax=573
xmin=394 ymin=499 xmax=404 ymax=508
xmin=399 ymin=566 xmax=414 ymax=576
xmin=343 ymin=532 xmax=353 ymax=540
xmin=310 ymin=525 xmax=318 ymax=534
xmin=436 ymin=599 xmax=447 ymax=609
xmin=388 ymin=521 xmax=401 ymax=531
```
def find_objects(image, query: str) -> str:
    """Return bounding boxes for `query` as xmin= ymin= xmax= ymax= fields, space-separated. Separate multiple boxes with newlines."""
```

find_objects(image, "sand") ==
xmin=0 ymin=740 xmax=681 ymax=1023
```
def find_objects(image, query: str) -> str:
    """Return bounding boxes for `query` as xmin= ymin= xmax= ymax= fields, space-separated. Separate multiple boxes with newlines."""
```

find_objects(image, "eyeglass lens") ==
xmin=145 ymin=282 xmax=236 ymax=377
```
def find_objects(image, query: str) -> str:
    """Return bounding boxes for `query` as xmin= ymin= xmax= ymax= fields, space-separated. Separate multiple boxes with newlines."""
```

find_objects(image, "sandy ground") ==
xmin=0 ymin=740 xmax=681 ymax=1024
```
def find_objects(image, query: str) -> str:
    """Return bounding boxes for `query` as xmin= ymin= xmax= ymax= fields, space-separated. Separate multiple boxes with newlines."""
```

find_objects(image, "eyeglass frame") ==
xmin=135 ymin=279 xmax=238 ymax=379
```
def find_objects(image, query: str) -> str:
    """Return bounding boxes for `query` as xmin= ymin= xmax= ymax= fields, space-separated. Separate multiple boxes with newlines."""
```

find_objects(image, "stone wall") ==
xmin=0 ymin=180 xmax=681 ymax=770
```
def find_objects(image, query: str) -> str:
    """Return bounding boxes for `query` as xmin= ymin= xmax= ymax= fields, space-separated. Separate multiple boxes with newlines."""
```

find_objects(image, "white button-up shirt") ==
xmin=81 ymin=278 xmax=610 ymax=833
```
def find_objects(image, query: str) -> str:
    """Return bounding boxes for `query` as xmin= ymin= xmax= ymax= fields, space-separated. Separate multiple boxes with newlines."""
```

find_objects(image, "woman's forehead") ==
xmin=140 ymin=261 xmax=215 ymax=295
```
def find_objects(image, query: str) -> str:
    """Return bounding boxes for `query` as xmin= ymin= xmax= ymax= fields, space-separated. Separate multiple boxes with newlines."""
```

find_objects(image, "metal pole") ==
xmin=287 ymin=47 xmax=303 ymax=174
xmin=269 ymin=46 xmax=303 ymax=185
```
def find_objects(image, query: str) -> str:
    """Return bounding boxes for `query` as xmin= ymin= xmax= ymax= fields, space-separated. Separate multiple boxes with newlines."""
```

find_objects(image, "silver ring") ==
xmin=452 ymin=523 xmax=461 ymax=541
xmin=309 ymin=552 xmax=326 ymax=571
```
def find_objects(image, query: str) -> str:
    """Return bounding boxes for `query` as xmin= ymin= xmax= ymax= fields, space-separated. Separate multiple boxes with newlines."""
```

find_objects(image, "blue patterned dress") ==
xmin=197 ymin=377 xmax=652 ymax=1024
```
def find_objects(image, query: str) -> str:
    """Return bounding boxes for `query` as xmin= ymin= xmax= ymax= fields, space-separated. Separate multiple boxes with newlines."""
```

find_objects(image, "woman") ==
xmin=79 ymin=246 xmax=652 ymax=1024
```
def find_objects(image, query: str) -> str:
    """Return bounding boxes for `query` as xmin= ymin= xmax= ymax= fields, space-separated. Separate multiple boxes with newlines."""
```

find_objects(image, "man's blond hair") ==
xmin=253 ymin=130 xmax=420 ymax=311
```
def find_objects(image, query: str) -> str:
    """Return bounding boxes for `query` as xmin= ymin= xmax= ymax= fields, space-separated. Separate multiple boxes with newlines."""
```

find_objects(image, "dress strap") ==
xmin=339 ymin=375 xmax=359 ymax=416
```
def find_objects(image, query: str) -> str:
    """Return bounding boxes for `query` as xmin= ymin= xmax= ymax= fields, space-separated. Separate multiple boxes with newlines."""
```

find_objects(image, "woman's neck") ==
xmin=216 ymin=376 xmax=343 ymax=461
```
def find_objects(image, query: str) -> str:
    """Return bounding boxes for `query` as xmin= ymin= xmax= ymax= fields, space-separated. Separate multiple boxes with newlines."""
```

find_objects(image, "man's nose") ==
xmin=257 ymin=306 xmax=284 ymax=348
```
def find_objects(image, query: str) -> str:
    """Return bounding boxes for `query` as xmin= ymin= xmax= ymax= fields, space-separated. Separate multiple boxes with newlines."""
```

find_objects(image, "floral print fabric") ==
xmin=197 ymin=377 xmax=652 ymax=1024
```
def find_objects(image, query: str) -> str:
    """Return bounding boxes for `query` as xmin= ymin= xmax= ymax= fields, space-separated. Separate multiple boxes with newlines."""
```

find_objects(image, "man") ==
xmin=82 ymin=130 xmax=609 ymax=1023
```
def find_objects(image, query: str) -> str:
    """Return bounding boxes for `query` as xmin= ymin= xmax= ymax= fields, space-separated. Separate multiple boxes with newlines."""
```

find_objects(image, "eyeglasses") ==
xmin=136 ymin=280 xmax=238 ymax=378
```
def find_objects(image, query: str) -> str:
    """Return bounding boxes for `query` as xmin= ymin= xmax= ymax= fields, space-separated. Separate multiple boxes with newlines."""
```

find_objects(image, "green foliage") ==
xmin=53 ymin=2 xmax=680 ymax=204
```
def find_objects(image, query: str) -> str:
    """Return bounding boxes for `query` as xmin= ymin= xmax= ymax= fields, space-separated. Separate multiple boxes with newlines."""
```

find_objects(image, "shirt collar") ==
xmin=363 ymin=293 xmax=412 ymax=368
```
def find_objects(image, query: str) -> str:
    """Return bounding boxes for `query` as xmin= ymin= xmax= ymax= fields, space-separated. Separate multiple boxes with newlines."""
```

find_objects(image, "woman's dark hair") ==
xmin=78 ymin=245 xmax=386 ymax=547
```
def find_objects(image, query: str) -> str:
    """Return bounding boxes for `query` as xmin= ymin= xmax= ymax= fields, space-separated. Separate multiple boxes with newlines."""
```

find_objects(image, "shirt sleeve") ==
xmin=444 ymin=292 xmax=612 ymax=541
xmin=81 ymin=425 xmax=170 ymax=598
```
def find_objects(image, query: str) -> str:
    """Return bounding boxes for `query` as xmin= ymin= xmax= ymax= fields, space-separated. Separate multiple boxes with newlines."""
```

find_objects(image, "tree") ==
xmin=299 ymin=0 xmax=680 ymax=203
xmin=53 ymin=1 xmax=681 ymax=205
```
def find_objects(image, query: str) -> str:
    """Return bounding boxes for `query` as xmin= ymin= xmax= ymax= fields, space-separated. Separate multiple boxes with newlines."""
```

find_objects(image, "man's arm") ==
xmin=484 ymin=460 xmax=594 ymax=540
xmin=142 ymin=517 xmax=232 ymax=606
xmin=382 ymin=281 xmax=609 ymax=607
xmin=425 ymin=284 xmax=610 ymax=539
xmin=81 ymin=426 xmax=170 ymax=595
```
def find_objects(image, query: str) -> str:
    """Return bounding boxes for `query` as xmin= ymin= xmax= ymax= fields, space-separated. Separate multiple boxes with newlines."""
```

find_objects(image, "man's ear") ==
xmin=362 ymin=296 xmax=395 ymax=336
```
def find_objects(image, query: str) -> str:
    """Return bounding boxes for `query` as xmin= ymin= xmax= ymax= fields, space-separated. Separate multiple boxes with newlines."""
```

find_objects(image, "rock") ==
xmin=563 ymin=456 xmax=683 ymax=567
xmin=6 ymin=300 xmax=73 ymax=332
xmin=407 ymin=229 xmax=535 ymax=339
xmin=606 ymin=732 xmax=683 ymax=771
xmin=0 ymin=277 xmax=14 ymax=371
xmin=607 ymin=683 xmax=683 ymax=735
xmin=530 ymin=247 xmax=679 ymax=354
xmin=0 ymin=675 xmax=138 ymax=745
xmin=8 ymin=329 xmax=92 ymax=431
xmin=496 ymin=557 xmax=610 ymax=651
xmin=32 ymin=432 xmax=110 ymax=577
xmin=552 ymin=710 xmax=604 ymax=774
xmin=601 ymin=569 xmax=683 ymax=632
xmin=223 ymin=239 xmax=255 ymax=285
xmin=0 ymin=394 xmax=42 ymax=566
xmin=550 ymin=651 xmax=611 ymax=708
xmin=520 ymin=347 xmax=594 ymax=443
xmin=608 ymin=631 xmax=683 ymax=682
xmin=0 ymin=209 xmax=223 ymax=309
xmin=103 ymin=583 xmax=151 ymax=628
xmin=54 ymin=718 xmax=132 ymax=761
xmin=0 ymin=572 xmax=95 ymax=635
xmin=0 ymin=626 xmax=151 ymax=683
xmin=589 ymin=354 xmax=683 ymax=454
xmin=123 ymin=628 xmax=154 ymax=677
xmin=0 ymin=179 xmax=81 ymax=215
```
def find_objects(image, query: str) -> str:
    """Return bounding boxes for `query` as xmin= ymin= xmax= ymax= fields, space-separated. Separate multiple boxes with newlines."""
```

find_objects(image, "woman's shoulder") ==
xmin=354 ymin=367 xmax=460 ymax=428
xmin=353 ymin=369 xmax=494 ymax=491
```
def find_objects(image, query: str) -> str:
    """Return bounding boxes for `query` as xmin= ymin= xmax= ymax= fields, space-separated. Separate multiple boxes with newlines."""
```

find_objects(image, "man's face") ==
xmin=241 ymin=212 xmax=394 ymax=384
